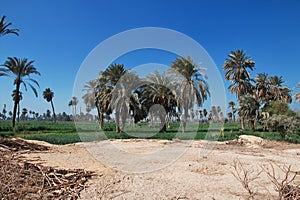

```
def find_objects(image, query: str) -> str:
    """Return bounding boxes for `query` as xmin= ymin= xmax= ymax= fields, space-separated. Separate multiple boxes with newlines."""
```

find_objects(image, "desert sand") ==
xmin=21 ymin=136 xmax=300 ymax=199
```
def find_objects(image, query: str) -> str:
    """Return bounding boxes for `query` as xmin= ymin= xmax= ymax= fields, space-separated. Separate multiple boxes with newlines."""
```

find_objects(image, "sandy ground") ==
xmin=22 ymin=136 xmax=300 ymax=199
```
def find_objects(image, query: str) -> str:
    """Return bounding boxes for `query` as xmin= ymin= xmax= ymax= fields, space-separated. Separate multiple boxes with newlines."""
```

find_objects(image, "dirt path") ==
xmin=22 ymin=136 xmax=300 ymax=199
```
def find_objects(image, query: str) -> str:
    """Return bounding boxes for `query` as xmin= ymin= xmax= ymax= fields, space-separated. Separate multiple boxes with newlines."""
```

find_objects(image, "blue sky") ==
xmin=0 ymin=0 xmax=300 ymax=115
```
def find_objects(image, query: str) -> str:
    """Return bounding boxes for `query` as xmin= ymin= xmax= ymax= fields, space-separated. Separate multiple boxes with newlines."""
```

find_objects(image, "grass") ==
xmin=0 ymin=120 xmax=299 ymax=145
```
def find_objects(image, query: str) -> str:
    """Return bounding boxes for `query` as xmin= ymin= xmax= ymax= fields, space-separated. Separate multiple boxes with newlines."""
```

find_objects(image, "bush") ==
xmin=262 ymin=114 xmax=300 ymax=139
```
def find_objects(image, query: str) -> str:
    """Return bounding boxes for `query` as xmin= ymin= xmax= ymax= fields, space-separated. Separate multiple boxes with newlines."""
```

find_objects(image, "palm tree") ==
xmin=82 ymin=80 xmax=97 ymax=112
xmin=0 ymin=15 xmax=19 ymax=37
xmin=254 ymin=73 xmax=270 ymax=104
xmin=0 ymin=57 xmax=40 ymax=127
xmin=223 ymin=50 xmax=256 ymax=130
xmin=68 ymin=97 xmax=78 ymax=117
xmin=238 ymin=94 xmax=260 ymax=131
xmin=111 ymin=71 xmax=143 ymax=131
xmin=268 ymin=76 xmax=292 ymax=103
xmin=227 ymin=101 xmax=236 ymax=122
xmin=140 ymin=71 xmax=177 ymax=132
xmin=170 ymin=56 xmax=209 ymax=132
xmin=100 ymin=64 xmax=127 ymax=133
xmin=43 ymin=88 xmax=56 ymax=122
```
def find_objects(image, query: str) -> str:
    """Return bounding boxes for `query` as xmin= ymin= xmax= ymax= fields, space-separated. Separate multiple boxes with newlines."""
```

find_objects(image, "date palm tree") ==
xmin=82 ymin=79 xmax=97 ymax=112
xmin=43 ymin=88 xmax=56 ymax=122
xmin=238 ymin=94 xmax=260 ymax=131
xmin=268 ymin=76 xmax=292 ymax=103
xmin=0 ymin=57 xmax=40 ymax=127
xmin=170 ymin=56 xmax=209 ymax=132
xmin=223 ymin=50 xmax=256 ymax=131
xmin=69 ymin=97 xmax=79 ymax=116
xmin=101 ymin=64 xmax=127 ymax=132
xmin=254 ymin=73 xmax=270 ymax=104
xmin=0 ymin=15 xmax=19 ymax=37
xmin=139 ymin=71 xmax=177 ymax=132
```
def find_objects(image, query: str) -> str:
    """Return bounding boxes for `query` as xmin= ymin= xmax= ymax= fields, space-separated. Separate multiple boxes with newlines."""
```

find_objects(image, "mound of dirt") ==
xmin=0 ymin=137 xmax=50 ymax=151
xmin=226 ymin=135 xmax=265 ymax=148
xmin=0 ymin=138 xmax=93 ymax=200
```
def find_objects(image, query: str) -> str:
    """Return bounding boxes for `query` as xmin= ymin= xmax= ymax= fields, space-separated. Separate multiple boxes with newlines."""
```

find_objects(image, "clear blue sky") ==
xmin=0 ymin=0 xmax=300 ymax=115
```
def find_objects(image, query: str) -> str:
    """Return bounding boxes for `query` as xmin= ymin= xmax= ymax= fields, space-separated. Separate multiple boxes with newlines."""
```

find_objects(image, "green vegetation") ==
xmin=1 ymin=121 xmax=299 ymax=145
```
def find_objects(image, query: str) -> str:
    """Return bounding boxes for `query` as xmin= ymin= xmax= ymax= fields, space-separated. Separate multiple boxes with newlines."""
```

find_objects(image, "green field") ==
xmin=1 ymin=120 xmax=299 ymax=145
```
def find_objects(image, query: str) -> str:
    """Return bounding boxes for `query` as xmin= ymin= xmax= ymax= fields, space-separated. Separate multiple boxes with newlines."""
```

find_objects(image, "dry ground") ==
xmin=2 ymin=136 xmax=300 ymax=199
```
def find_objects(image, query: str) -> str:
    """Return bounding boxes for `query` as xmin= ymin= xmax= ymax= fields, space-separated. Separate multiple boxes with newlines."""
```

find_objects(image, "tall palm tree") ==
xmin=140 ymin=71 xmax=177 ymax=132
xmin=227 ymin=101 xmax=236 ymax=122
xmin=223 ymin=50 xmax=256 ymax=131
xmin=43 ymin=88 xmax=56 ymax=122
xmin=0 ymin=15 xmax=19 ymax=37
xmin=111 ymin=71 xmax=143 ymax=131
xmin=0 ymin=57 xmax=40 ymax=127
xmin=170 ymin=56 xmax=209 ymax=132
xmin=101 ymin=64 xmax=127 ymax=132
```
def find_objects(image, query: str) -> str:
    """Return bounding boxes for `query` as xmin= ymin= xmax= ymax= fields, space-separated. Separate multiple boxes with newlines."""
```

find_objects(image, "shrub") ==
xmin=261 ymin=114 xmax=300 ymax=139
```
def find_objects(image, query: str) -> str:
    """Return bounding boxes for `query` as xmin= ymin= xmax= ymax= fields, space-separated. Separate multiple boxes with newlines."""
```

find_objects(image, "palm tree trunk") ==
xmin=159 ymin=113 xmax=166 ymax=132
xmin=241 ymin=117 xmax=245 ymax=132
xmin=50 ymin=100 xmax=56 ymax=123
xmin=12 ymin=84 xmax=21 ymax=128
xmin=251 ymin=119 xmax=256 ymax=131
xmin=96 ymin=106 xmax=103 ymax=129
xmin=232 ymin=111 xmax=235 ymax=122
xmin=115 ymin=111 xmax=121 ymax=133
xmin=182 ymin=106 xmax=188 ymax=133
xmin=17 ymin=103 xmax=20 ymax=122
xmin=12 ymin=101 xmax=18 ymax=128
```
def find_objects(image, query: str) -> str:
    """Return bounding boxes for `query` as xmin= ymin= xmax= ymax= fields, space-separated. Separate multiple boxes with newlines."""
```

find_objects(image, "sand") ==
xmin=21 ymin=136 xmax=300 ymax=199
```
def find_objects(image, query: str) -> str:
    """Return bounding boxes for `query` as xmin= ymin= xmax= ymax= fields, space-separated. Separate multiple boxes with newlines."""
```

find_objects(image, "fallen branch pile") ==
xmin=0 ymin=138 xmax=94 ymax=200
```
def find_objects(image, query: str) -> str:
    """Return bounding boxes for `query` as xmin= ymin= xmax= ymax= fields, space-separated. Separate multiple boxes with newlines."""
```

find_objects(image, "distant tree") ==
xmin=0 ymin=15 xmax=19 ymax=37
xmin=82 ymin=80 xmax=97 ymax=113
xmin=2 ymin=104 xmax=7 ymax=120
xmin=8 ymin=111 xmax=12 ymax=119
xmin=223 ymin=50 xmax=256 ymax=130
xmin=21 ymin=108 xmax=28 ymax=120
xmin=68 ymin=97 xmax=78 ymax=116
xmin=203 ymin=109 xmax=208 ymax=120
xmin=0 ymin=57 xmax=40 ymax=127
xmin=228 ymin=101 xmax=236 ymax=122
xmin=46 ymin=109 xmax=51 ymax=119
xmin=43 ymin=88 xmax=56 ymax=122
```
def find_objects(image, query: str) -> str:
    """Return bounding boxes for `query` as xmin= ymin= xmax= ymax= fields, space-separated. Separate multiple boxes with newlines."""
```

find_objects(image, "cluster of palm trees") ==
xmin=82 ymin=57 xmax=209 ymax=133
xmin=223 ymin=50 xmax=298 ymax=131
xmin=0 ymin=15 xmax=58 ymax=127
